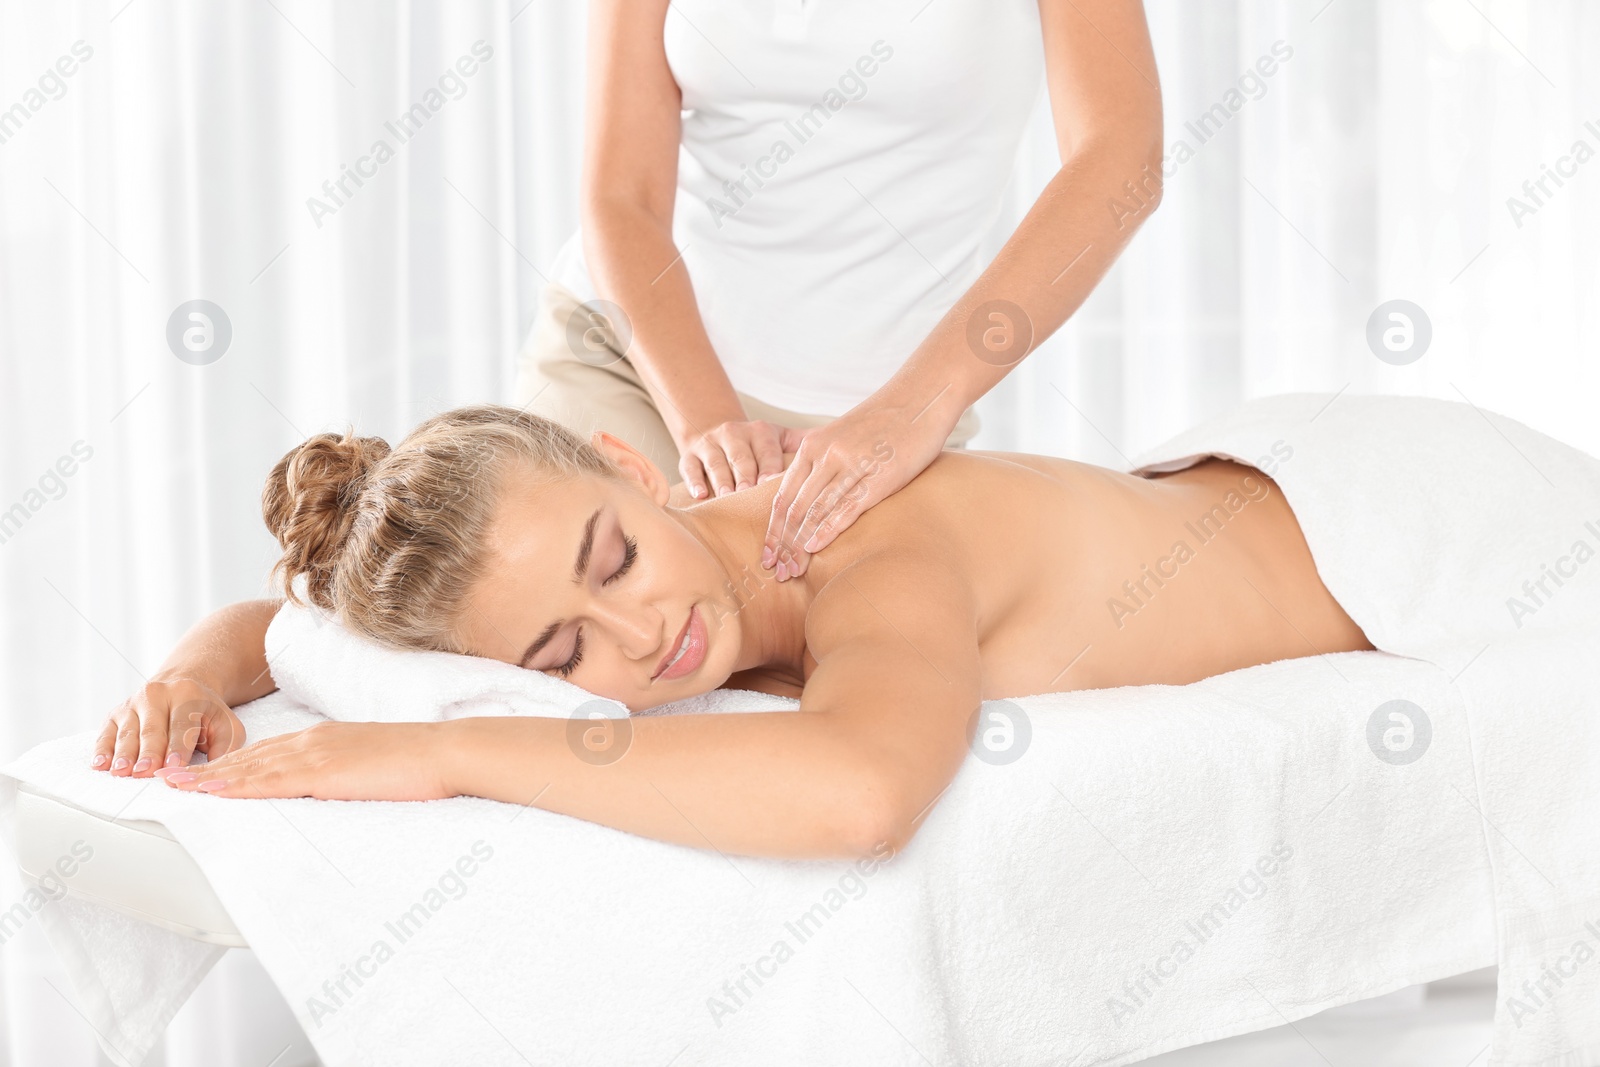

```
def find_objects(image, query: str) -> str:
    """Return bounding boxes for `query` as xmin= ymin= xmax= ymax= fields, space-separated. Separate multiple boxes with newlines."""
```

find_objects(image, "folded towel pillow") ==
xmin=264 ymin=600 xmax=794 ymax=723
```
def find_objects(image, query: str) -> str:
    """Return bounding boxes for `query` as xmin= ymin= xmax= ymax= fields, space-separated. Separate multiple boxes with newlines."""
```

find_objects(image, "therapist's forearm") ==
xmin=583 ymin=199 xmax=745 ymax=442
xmin=871 ymin=135 xmax=1165 ymax=429
xmin=439 ymin=710 xmax=896 ymax=859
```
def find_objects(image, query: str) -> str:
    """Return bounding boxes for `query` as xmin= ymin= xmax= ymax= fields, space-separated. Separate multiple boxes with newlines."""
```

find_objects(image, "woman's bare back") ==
xmin=735 ymin=449 xmax=1371 ymax=700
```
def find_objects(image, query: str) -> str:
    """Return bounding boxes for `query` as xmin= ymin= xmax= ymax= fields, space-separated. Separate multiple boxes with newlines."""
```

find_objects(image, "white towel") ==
xmin=6 ymin=392 xmax=1599 ymax=1066
xmin=1132 ymin=392 xmax=1600 ymax=1065
xmin=264 ymin=602 xmax=596 ymax=721
xmin=3 ymin=656 xmax=1495 ymax=1067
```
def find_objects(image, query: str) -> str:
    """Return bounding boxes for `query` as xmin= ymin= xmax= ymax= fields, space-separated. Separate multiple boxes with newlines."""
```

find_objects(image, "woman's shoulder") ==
xmin=795 ymin=455 xmax=1012 ymax=629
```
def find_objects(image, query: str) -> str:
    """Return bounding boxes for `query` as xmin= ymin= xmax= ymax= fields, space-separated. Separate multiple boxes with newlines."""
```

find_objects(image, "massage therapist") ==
xmin=514 ymin=0 xmax=1163 ymax=580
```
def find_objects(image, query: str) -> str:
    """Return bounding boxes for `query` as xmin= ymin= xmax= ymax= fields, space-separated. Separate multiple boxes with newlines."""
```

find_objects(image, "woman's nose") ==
xmin=588 ymin=600 xmax=662 ymax=662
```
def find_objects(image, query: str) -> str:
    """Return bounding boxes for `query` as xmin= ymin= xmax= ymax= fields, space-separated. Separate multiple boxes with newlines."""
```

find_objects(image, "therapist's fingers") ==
xmin=793 ymin=465 xmax=868 ymax=561
xmin=786 ymin=465 xmax=854 ymax=577
xmin=803 ymin=500 xmax=861 ymax=560
xmin=719 ymin=434 xmax=760 ymax=492
xmin=764 ymin=451 xmax=815 ymax=571
xmin=678 ymin=453 xmax=710 ymax=501
xmin=773 ymin=460 xmax=850 ymax=579
xmin=751 ymin=423 xmax=794 ymax=483
xmin=698 ymin=446 xmax=738 ymax=498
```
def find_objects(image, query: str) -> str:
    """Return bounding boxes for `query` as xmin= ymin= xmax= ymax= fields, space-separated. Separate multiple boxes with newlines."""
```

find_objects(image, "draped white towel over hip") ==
xmin=1132 ymin=393 xmax=1600 ymax=1067
xmin=551 ymin=0 xmax=1047 ymax=416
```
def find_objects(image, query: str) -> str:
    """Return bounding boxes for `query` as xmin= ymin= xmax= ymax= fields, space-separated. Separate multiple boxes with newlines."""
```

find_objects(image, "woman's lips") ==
xmin=655 ymin=605 xmax=707 ymax=682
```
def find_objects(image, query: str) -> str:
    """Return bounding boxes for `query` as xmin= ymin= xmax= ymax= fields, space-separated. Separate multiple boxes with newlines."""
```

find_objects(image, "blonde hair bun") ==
xmin=262 ymin=431 xmax=390 ymax=611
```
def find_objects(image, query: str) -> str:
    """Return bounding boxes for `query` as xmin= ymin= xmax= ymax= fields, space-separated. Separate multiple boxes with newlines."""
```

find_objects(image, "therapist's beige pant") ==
xmin=513 ymin=281 xmax=980 ymax=484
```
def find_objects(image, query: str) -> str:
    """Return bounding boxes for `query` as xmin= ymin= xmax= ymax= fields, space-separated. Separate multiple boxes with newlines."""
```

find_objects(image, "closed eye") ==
xmin=552 ymin=534 xmax=635 ymax=677
xmin=603 ymin=533 xmax=637 ymax=586
xmin=552 ymin=630 xmax=584 ymax=678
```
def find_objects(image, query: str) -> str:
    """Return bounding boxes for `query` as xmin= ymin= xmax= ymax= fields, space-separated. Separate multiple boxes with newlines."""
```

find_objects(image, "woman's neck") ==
xmin=668 ymin=485 xmax=812 ymax=680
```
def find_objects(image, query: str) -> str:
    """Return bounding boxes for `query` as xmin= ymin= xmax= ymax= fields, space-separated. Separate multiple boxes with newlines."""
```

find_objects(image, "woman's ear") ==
xmin=590 ymin=431 xmax=670 ymax=506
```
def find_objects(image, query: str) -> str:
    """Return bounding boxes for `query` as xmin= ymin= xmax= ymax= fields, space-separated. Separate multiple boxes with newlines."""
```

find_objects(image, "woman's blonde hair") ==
xmin=262 ymin=404 xmax=617 ymax=651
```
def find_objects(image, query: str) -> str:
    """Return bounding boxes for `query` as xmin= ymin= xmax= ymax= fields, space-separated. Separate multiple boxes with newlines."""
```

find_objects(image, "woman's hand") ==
xmin=156 ymin=720 xmax=452 ymax=802
xmin=94 ymin=677 xmax=246 ymax=776
xmin=678 ymin=420 xmax=807 ymax=500
xmin=763 ymin=402 xmax=950 ymax=579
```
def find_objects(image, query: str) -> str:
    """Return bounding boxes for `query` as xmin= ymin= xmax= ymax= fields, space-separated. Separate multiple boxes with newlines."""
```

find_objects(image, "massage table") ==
xmin=13 ymin=783 xmax=244 ymax=948
xmin=6 ymin=723 xmax=1499 ymax=1064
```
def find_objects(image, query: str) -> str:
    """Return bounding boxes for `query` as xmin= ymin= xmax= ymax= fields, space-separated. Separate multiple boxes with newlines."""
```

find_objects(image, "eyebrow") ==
xmin=517 ymin=507 xmax=602 ymax=669
xmin=572 ymin=507 xmax=601 ymax=583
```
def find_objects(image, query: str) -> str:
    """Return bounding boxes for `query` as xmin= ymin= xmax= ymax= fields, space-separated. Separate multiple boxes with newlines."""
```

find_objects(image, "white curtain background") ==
xmin=0 ymin=1 xmax=1594 ymax=1063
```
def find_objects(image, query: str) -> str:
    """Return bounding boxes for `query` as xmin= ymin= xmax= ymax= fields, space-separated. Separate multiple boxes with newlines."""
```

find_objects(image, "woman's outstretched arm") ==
xmin=93 ymin=598 xmax=281 ymax=775
xmin=162 ymin=555 xmax=983 ymax=860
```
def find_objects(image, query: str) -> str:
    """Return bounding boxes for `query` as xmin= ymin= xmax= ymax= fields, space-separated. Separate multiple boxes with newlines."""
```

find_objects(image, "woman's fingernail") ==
xmin=165 ymin=752 xmax=183 ymax=768
xmin=133 ymin=758 xmax=152 ymax=773
xmin=691 ymin=485 xmax=705 ymax=499
xmin=197 ymin=779 xmax=229 ymax=793
xmin=803 ymin=535 xmax=820 ymax=552
xmin=111 ymin=757 xmax=130 ymax=772
xmin=776 ymin=563 xmax=788 ymax=581
xmin=91 ymin=754 xmax=108 ymax=769
xmin=761 ymin=548 xmax=773 ymax=568
xmin=161 ymin=771 xmax=198 ymax=785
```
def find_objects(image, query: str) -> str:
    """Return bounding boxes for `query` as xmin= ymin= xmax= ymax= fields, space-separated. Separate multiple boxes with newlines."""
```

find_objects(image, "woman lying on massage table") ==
xmin=91 ymin=404 xmax=1371 ymax=858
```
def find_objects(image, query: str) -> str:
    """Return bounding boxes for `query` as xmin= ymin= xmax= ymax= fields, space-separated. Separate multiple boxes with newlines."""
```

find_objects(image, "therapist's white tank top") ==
xmin=551 ymin=0 xmax=1047 ymax=417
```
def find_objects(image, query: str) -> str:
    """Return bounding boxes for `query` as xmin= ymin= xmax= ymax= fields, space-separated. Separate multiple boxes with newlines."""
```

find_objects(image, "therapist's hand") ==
xmin=678 ymin=420 xmax=807 ymax=500
xmin=157 ymin=720 xmax=450 ymax=801
xmin=763 ymin=402 xmax=950 ymax=579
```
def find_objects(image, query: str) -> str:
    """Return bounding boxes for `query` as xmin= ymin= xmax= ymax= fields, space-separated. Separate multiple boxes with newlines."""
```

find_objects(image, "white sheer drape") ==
xmin=1 ymin=2 xmax=1594 ymax=1064
xmin=0 ymin=2 xmax=559 ymax=1062
xmin=987 ymin=0 xmax=1600 ymax=466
